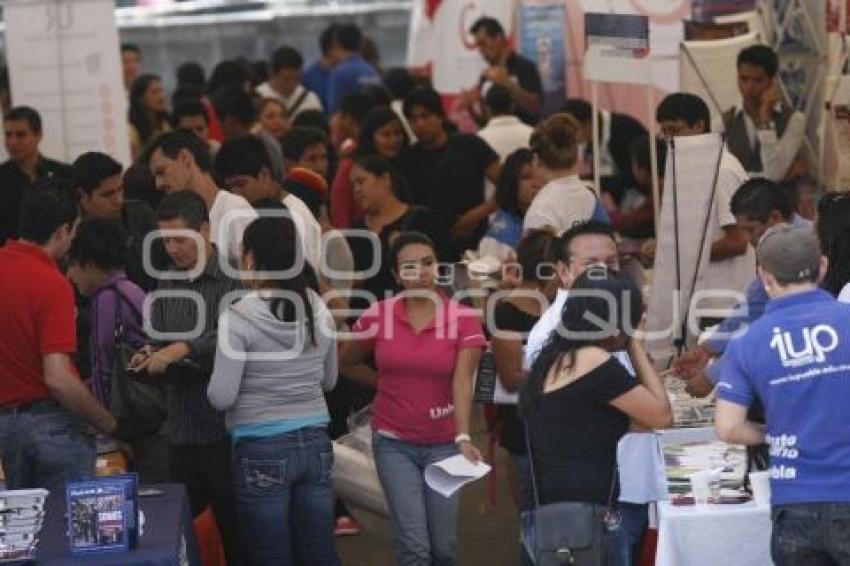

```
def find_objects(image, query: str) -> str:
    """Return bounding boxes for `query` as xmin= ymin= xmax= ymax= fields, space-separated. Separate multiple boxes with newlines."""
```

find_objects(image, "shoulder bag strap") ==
xmin=289 ymin=87 xmax=311 ymax=117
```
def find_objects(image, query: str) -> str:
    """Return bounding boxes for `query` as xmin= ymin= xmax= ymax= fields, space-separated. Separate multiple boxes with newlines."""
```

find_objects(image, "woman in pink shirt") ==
xmin=340 ymin=231 xmax=486 ymax=566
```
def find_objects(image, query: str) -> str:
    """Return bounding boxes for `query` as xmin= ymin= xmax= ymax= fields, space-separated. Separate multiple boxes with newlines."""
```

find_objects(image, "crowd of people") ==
xmin=0 ymin=16 xmax=848 ymax=566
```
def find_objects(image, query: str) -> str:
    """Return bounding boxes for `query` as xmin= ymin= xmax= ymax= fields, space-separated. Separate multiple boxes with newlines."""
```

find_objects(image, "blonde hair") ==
xmin=530 ymin=113 xmax=581 ymax=171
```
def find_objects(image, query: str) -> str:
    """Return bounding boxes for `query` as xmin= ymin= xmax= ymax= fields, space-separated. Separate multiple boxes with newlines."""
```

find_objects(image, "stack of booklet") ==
xmin=0 ymin=488 xmax=48 ymax=562
xmin=66 ymin=474 xmax=139 ymax=556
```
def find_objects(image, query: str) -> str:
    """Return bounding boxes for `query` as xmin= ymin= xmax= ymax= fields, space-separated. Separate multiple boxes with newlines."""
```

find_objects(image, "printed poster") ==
xmin=584 ymin=12 xmax=651 ymax=85
xmin=518 ymin=0 xmax=567 ymax=117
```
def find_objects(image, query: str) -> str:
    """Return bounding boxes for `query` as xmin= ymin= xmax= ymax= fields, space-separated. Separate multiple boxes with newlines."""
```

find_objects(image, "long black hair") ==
xmin=357 ymin=106 xmax=409 ymax=158
xmin=495 ymin=148 xmax=533 ymax=217
xmin=242 ymin=216 xmax=319 ymax=345
xmin=129 ymin=74 xmax=170 ymax=146
xmin=519 ymin=268 xmax=643 ymax=417
xmin=817 ymin=192 xmax=850 ymax=296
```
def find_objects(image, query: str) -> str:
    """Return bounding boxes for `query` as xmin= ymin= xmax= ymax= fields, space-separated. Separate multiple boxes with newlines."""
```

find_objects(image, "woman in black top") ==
xmin=347 ymin=153 xmax=457 ymax=309
xmin=520 ymin=269 xmax=671 ymax=562
xmin=491 ymin=230 xmax=558 ymax=564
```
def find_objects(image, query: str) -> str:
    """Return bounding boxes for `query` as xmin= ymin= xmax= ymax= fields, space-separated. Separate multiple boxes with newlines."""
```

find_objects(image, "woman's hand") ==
xmin=458 ymin=440 xmax=482 ymax=464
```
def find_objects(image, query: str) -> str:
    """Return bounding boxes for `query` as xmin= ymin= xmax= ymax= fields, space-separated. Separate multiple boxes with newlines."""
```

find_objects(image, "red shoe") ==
xmin=334 ymin=516 xmax=361 ymax=536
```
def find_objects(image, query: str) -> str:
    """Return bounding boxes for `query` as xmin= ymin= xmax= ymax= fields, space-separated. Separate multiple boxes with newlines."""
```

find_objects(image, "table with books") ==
xmin=654 ymin=427 xmax=772 ymax=566
xmin=35 ymin=483 xmax=199 ymax=565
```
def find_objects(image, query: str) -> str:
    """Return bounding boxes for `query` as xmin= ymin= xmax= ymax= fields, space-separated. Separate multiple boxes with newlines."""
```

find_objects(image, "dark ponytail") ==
xmin=241 ymin=216 xmax=318 ymax=345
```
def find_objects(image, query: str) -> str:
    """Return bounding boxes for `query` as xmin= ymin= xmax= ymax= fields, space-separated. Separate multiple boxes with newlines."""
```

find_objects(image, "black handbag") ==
xmin=525 ymin=425 xmax=620 ymax=565
xmin=108 ymin=287 xmax=167 ymax=441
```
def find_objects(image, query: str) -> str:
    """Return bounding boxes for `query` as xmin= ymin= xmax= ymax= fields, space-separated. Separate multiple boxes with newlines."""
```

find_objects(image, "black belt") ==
xmin=0 ymin=399 xmax=59 ymax=415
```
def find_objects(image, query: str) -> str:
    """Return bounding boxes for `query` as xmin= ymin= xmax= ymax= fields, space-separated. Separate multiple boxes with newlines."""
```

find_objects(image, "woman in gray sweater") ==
xmin=208 ymin=216 xmax=340 ymax=566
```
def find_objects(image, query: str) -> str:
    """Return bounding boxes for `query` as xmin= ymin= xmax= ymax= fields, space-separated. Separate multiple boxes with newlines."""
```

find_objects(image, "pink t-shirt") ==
xmin=352 ymin=295 xmax=487 ymax=444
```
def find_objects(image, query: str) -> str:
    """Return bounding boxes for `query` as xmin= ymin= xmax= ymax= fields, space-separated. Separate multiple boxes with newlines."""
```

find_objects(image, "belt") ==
xmin=0 ymin=399 xmax=59 ymax=415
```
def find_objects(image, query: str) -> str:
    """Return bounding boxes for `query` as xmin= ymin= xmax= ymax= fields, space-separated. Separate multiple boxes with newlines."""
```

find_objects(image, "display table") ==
xmin=37 ymin=483 xmax=200 ymax=565
xmin=655 ymin=496 xmax=772 ymax=566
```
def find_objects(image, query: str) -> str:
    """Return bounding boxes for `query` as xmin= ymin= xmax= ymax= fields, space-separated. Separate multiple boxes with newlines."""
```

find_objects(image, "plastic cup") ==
xmin=689 ymin=470 xmax=711 ymax=505
xmin=749 ymin=471 xmax=771 ymax=506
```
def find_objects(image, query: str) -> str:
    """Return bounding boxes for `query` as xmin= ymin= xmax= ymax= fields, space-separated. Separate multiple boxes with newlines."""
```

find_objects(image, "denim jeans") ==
xmin=771 ymin=502 xmax=850 ymax=566
xmin=373 ymin=433 xmax=460 ymax=566
xmin=618 ymin=502 xmax=649 ymax=565
xmin=232 ymin=426 xmax=340 ymax=566
xmin=0 ymin=400 xmax=95 ymax=497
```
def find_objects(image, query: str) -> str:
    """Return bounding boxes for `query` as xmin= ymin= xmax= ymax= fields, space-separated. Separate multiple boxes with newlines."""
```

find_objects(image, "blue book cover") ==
xmin=66 ymin=479 xmax=129 ymax=555
xmin=109 ymin=473 xmax=139 ymax=549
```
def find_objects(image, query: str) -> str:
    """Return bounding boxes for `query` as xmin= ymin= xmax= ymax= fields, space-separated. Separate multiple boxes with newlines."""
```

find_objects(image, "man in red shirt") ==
xmin=0 ymin=179 xmax=116 ymax=494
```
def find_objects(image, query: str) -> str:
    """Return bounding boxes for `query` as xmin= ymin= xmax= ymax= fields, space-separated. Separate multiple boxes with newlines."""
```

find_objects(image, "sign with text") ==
xmin=583 ymin=12 xmax=651 ymax=85
xmin=5 ymin=0 xmax=131 ymax=165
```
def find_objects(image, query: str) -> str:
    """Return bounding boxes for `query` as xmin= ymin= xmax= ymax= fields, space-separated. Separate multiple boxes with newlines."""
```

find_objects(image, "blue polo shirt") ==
xmin=327 ymin=55 xmax=381 ymax=115
xmin=302 ymin=60 xmax=331 ymax=111
xmin=717 ymin=289 xmax=850 ymax=506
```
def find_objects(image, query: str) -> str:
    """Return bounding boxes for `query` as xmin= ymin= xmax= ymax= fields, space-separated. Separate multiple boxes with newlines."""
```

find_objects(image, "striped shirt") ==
xmin=148 ymin=247 xmax=240 ymax=445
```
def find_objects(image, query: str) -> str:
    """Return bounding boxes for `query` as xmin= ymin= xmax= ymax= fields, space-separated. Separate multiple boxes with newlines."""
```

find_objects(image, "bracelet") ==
xmin=454 ymin=433 xmax=471 ymax=445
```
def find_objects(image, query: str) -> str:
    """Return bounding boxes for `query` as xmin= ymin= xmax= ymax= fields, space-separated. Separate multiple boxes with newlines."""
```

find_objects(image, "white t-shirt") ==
xmin=281 ymin=193 xmax=323 ymax=273
xmin=477 ymin=116 xmax=533 ymax=162
xmin=524 ymin=288 xmax=668 ymax=504
xmin=209 ymin=190 xmax=257 ymax=262
xmin=523 ymin=175 xmax=596 ymax=235
xmin=256 ymin=82 xmax=323 ymax=119
xmin=696 ymin=150 xmax=756 ymax=312
xmin=478 ymin=116 xmax=533 ymax=201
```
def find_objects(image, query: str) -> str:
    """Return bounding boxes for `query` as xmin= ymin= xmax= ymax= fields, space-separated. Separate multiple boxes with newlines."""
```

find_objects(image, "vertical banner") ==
xmin=5 ymin=0 xmax=131 ymax=166
xmin=406 ymin=0 xmax=513 ymax=95
xmin=517 ymin=0 xmax=567 ymax=117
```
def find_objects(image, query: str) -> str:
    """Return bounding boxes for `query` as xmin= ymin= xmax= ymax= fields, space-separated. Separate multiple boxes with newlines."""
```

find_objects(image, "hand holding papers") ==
xmin=424 ymin=455 xmax=492 ymax=498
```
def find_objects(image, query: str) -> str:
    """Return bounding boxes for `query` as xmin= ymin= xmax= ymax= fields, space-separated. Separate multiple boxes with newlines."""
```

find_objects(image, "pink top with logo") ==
xmin=352 ymin=295 xmax=487 ymax=444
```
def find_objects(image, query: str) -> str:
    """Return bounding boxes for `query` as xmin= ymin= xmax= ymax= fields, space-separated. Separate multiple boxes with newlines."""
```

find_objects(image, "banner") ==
xmin=679 ymin=31 xmax=759 ymax=122
xmin=645 ymin=134 xmax=724 ymax=363
xmin=5 ymin=0 xmax=131 ymax=166
xmin=406 ymin=0 xmax=513 ymax=94
xmin=583 ymin=12 xmax=651 ymax=85
xmin=517 ymin=0 xmax=567 ymax=117
xmin=563 ymin=1 xmax=687 ymax=127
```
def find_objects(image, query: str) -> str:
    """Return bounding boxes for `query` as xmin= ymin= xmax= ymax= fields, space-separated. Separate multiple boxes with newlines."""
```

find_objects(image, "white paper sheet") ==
xmin=424 ymin=455 xmax=492 ymax=498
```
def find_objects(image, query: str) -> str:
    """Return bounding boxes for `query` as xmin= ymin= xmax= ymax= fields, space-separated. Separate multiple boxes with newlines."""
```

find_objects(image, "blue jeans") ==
xmin=0 ymin=400 xmax=95 ymax=496
xmin=373 ymin=433 xmax=460 ymax=566
xmin=771 ymin=503 xmax=850 ymax=566
xmin=232 ymin=426 xmax=340 ymax=566
xmin=618 ymin=502 xmax=648 ymax=565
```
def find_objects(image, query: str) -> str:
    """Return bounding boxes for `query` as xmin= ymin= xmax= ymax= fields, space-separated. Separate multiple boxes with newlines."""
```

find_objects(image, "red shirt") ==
xmin=352 ymin=295 xmax=486 ymax=444
xmin=0 ymin=241 xmax=77 ymax=406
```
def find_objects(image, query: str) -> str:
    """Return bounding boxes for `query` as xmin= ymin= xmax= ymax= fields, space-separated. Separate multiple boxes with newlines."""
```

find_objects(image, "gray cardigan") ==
xmin=207 ymin=290 xmax=338 ymax=431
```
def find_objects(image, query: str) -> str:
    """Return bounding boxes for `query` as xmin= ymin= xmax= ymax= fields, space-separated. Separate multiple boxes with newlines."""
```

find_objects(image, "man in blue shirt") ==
xmin=715 ymin=225 xmax=850 ymax=566
xmin=674 ymin=178 xmax=796 ymax=396
xmin=326 ymin=23 xmax=382 ymax=116
xmin=302 ymin=24 xmax=338 ymax=112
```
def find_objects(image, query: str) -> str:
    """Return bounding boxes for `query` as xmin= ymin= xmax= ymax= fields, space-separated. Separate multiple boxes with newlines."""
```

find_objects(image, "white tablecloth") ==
xmin=656 ymin=501 xmax=773 ymax=566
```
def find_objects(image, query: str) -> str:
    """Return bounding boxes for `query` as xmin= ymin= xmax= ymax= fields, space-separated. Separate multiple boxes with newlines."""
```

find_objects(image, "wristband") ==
xmin=454 ymin=433 xmax=471 ymax=445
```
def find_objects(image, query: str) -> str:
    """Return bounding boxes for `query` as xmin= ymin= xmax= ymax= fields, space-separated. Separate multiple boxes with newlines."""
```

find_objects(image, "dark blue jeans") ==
xmin=232 ymin=426 xmax=340 ymax=566
xmin=0 ymin=400 xmax=95 ymax=496
xmin=771 ymin=502 xmax=850 ymax=566
xmin=618 ymin=502 xmax=649 ymax=565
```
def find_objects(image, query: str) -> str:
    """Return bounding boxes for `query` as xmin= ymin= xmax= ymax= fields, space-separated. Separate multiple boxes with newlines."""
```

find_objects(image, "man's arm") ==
xmin=507 ymin=80 xmax=541 ymax=117
xmin=43 ymin=353 xmax=116 ymax=434
xmin=715 ymin=399 xmax=766 ymax=445
xmin=710 ymin=224 xmax=749 ymax=261
xmin=758 ymin=112 xmax=806 ymax=182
